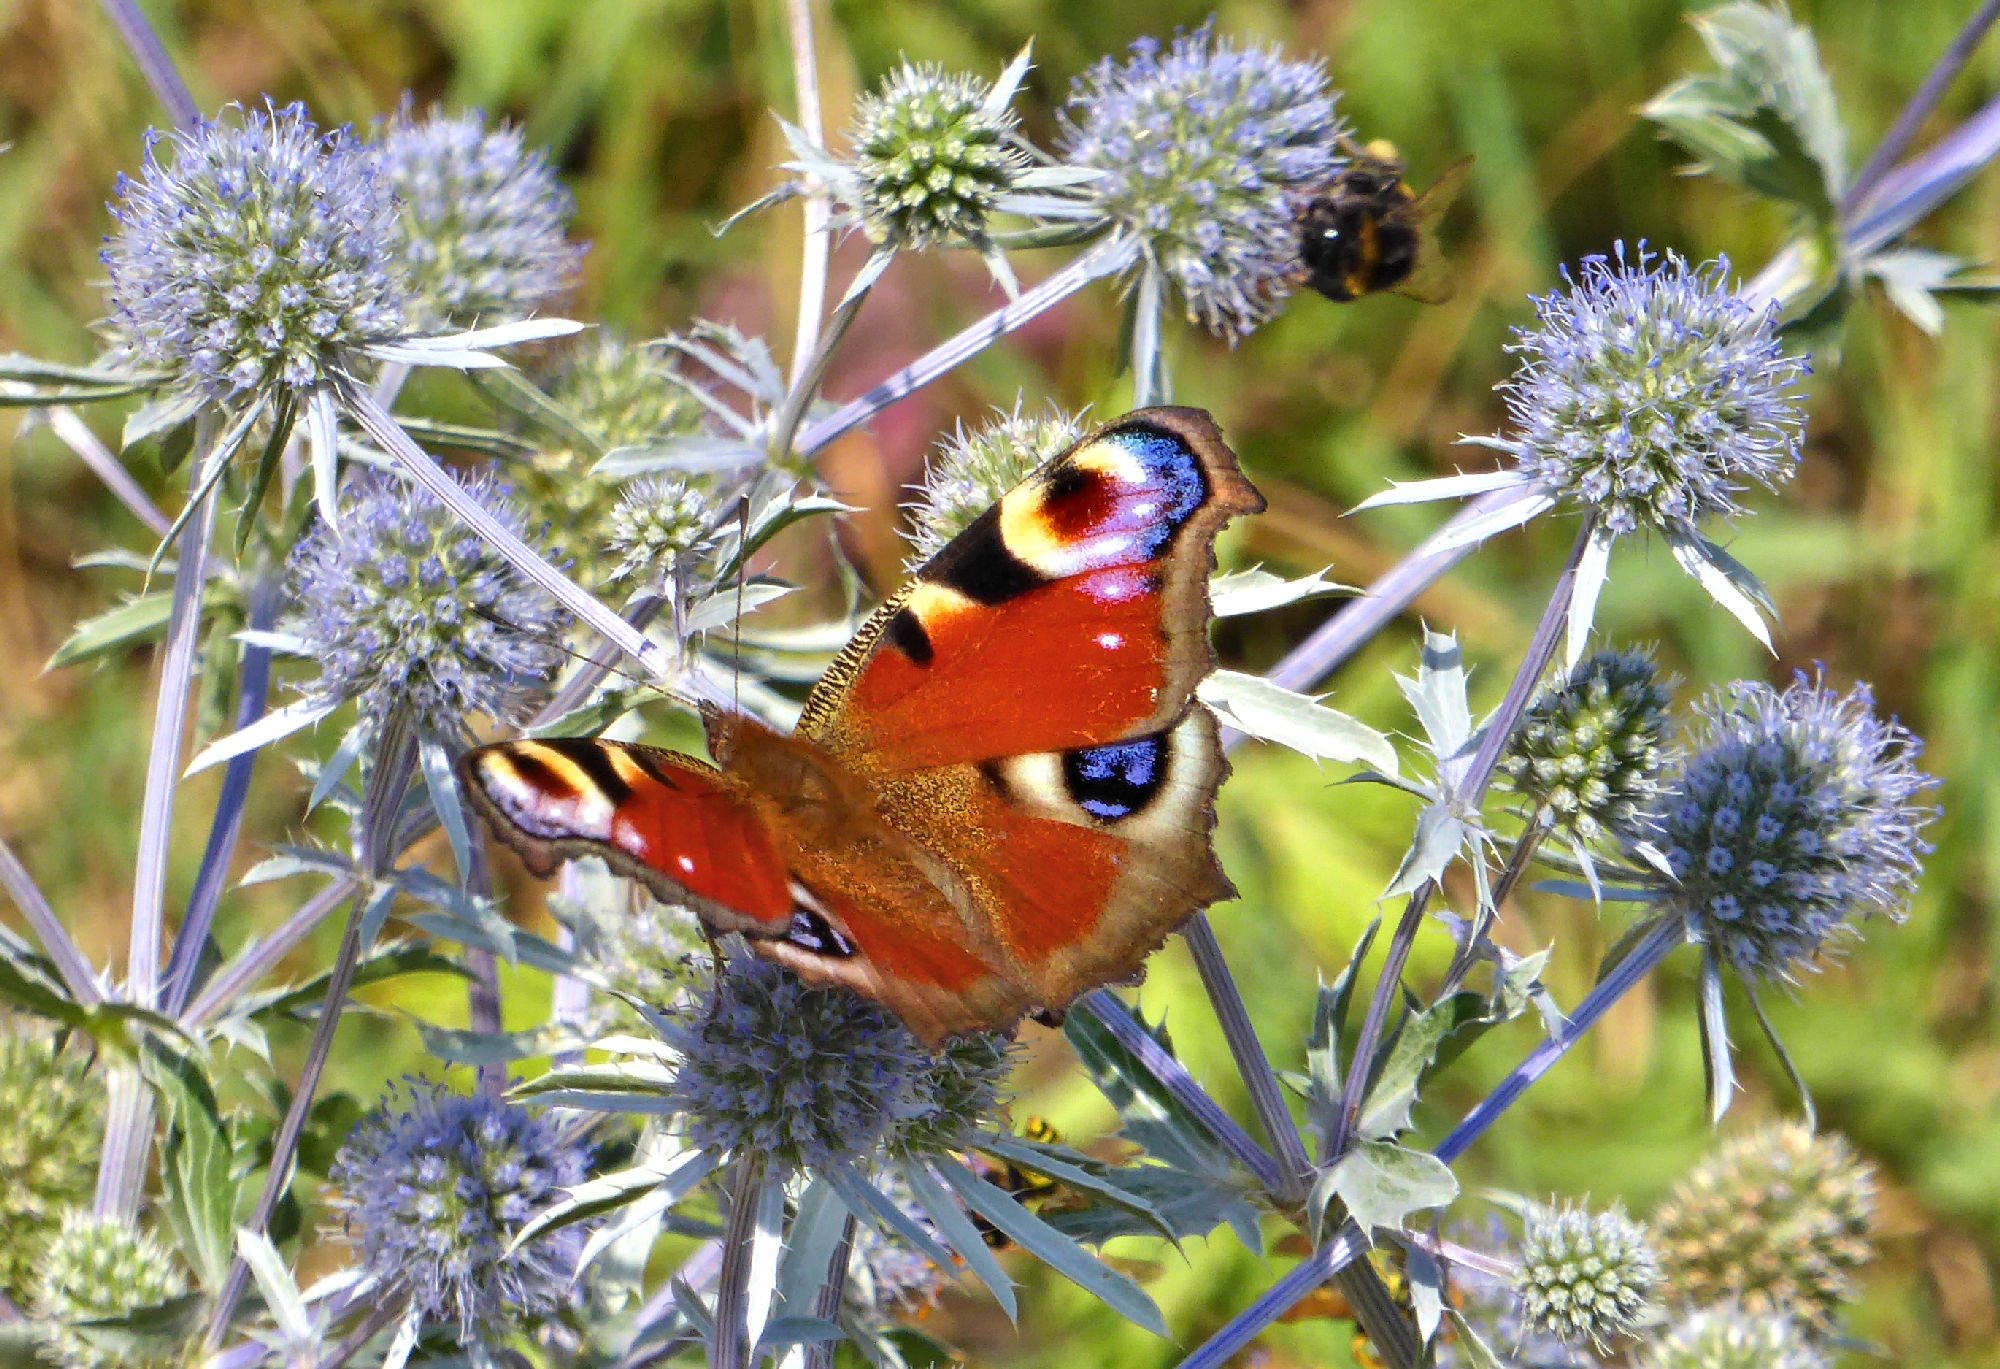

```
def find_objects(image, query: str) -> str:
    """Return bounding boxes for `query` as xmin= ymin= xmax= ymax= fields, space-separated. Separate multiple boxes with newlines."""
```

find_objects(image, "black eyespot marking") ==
xmin=785 ymin=905 xmax=856 ymax=958
xmin=929 ymin=507 xmax=1049 ymax=604
xmin=1062 ymin=733 xmax=1170 ymax=821
xmin=885 ymin=606 xmax=935 ymax=665
xmin=536 ymin=737 xmax=635 ymax=803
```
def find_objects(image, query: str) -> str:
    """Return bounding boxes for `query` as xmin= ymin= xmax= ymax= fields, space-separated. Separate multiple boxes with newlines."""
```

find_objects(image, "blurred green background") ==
xmin=2 ymin=0 xmax=1998 ymax=1364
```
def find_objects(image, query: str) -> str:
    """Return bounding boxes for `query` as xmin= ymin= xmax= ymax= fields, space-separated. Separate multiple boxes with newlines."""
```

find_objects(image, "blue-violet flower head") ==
xmin=1060 ymin=24 xmax=1345 ymax=339
xmin=103 ymin=101 xmax=408 ymax=403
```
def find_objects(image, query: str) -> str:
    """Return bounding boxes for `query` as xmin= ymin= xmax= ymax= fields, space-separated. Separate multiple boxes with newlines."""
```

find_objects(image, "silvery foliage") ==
xmin=1 ymin=2 xmax=1987 ymax=1366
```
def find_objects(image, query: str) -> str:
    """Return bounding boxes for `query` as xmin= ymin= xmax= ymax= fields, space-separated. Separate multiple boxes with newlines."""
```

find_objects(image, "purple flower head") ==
xmin=103 ymin=101 xmax=409 ymax=402
xmin=1061 ymin=23 xmax=1345 ymax=339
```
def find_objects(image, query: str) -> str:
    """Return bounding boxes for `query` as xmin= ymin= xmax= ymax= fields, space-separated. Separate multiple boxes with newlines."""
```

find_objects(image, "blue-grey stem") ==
xmin=1178 ymin=914 xmax=1310 ymax=1200
xmin=1435 ymin=914 xmax=1683 ymax=1163
xmin=163 ymin=574 xmax=282 ymax=1016
xmin=770 ymin=263 xmax=879 ymax=463
xmin=186 ymin=874 xmax=356 ymax=1026
xmin=129 ymin=425 xmax=224 ymax=1007
xmin=0 ymin=835 xmax=102 ymax=1006
xmin=1176 ymin=1220 xmax=1371 ymax=1369
xmin=96 ymin=0 xmax=199 ymax=130
xmin=92 ymin=1063 xmax=152 ymax=1217
xmin=1075 ymin=990 xmax=1283 ymax=1193
xmin=1327 ymin=519 xmax=1593 ymax=1160
xmin=312 ymin=1289 xmax=409 ymax=1369
xmin=43 ymin=407 xmax=172 ymax=539
xmin=464 ymin=836 xmax=507 ymax=1097
xmin=1843 ymin=0 xmax=2000 ymax=214
xmin=794 ymin=237 xmax=1134 ymax=457
xmin=711 ymin=1150 xmax=771 ymax=1369
xmin=1846 ymin=92 xmax=2000 ymax=257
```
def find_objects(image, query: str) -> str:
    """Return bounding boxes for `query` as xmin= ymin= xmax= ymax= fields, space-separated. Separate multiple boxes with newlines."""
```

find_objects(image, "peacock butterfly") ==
xmin=458 ymin=406 xmax=1264 ymax=1044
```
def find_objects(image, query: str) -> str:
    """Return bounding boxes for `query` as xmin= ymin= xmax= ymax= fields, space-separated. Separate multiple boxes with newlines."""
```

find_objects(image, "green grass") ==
xmin=2 ymin=0 xmax=1998 ymax=1364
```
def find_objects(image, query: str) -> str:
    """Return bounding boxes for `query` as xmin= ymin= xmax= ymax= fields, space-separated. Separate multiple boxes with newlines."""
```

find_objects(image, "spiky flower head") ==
xmin=1638 ymin=1303 xmax=1827 ymax=1369
xmin=103 ymin=101 xmax=408 ymax=404
xmin=605 ymin=477 xmax=718 ymax=585
xmin=553 ymin=872 xmax=709 ymax=1029
xmin=1504 ymin=649 xmax=1674 ymax=844
xmin=849 ymin=61 xmax=1027 ymax=249
xmin=1515 ymin=1200 xmax=1663 ymax=1350
xmin=329 ymin=1085 xmax=593 ymax=1341
xmin=1653 ymin=1123 xmax=1875 ymax=1336
xmin=905 ymin=403 xmax=1084 ymax=568
xmin=288 ymin=470 xmax=565 ymax=734
xmin=1494 ymin=243 xmax=1807 ymax=538
xmin=1435 ymin=1220 xmax=1585 ymax=1369
xmin=1061 ymin=24 xmax=1345 ymax=338
xmin=0 ymin=1026 xmax=102 ymax=1300
xmin=35 ymin=1213 xmax=187 ymax=1369
xmin=889 ymin=1031 xmax=1016 ymax=1158
xmin=1649 ymin=674 xmax=1937 ymax=982
xmin=373 ymin=105 xmax=581 ymax=327
xmin=663 ymin=951 xmax=922 ymax=1173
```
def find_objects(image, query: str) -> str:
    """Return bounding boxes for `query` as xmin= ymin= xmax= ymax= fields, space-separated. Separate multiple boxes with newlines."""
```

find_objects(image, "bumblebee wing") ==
xmin=1406 ymin=156 xmax=1473 ymax=223
xmin=1391 ymin=157 xmax=1472 ymax=304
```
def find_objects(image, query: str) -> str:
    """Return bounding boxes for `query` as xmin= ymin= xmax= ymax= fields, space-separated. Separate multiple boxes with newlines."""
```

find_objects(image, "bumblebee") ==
xmin=966 ymin=1117 xmax=1084 ymax=1249
xmin=1295 ymin=138 xmax=1469 ymax=305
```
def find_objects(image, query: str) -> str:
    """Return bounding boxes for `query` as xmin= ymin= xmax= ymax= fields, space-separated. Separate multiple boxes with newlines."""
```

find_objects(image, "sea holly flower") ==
xmin=34 ymin=1213 xmax=188 ymax=1369
xmin=329 ymin=1085 xmax=594 ymax=1345
xmin=0 ymin=1026 xmax=102 ymax=1302
xmin=372 ymin=104 xmax=583 ymax=328
xmin=1638 ymin=1301 xmax=1828 ymax=1369
xmin=604 ymin=476 xmax=719 ymax=587
xmin=1356 ymin=243 xmax=1808 ymax=663
xmin=1514 ymin=1200 xmax=1663 ymax=1350
xmin=1653 ymin=1123 xmax=1875 ymax=1336
xmin=1060 ymin=23 xmax=1347 ymax=341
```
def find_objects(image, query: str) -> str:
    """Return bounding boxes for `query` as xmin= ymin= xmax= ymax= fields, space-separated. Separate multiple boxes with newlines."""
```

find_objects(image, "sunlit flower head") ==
xmin=35 ymin=1213 xmax=187 ymax=1369
xmin=373 ymin=105 xmax=581 ymax=327
xmin=104 ymin=101 xmax=408 ymax=403
xmin=329 ymin=1085 xmax=593 ymax=1341
xmin=1515 ymin=1200 xmax=1663 ymax=1350
xmin=1639 ymin=1302 xmax=1827 ymax=1369
xmin=1499 ymin=244 xmax=1807 ymax=538
xmin=1061 ymin=24 xmax=1345 ymax=338
xmin=1504 ymin=648 xmax=1674 ymax=846
xmin=1649 ymin=674 xmax=1936 ymax=982
xmin=905 ymin=402 xmax=1083 ymax=568
xmin=849 ymin=61 xmax=1028 ymax=249
xmin=288 ymin=470 xmax=564 ymax=733
xmin=0 ymin=1026 xmax=101 ymax=1302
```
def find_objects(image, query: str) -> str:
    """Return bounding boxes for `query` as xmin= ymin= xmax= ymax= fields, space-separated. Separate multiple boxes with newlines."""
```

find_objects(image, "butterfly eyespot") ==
xmin=1062 ymin=733 xmax=1169 ymax=821
xmin=785 ymin=906 xmax=856 ymax=958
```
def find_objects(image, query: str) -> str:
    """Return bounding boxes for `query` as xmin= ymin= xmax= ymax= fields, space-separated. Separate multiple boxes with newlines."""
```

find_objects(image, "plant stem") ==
xmin=712 ymin=1150 xmax=770 ymax=1369
xmin=1176 ymin=1220 xmax=1371 ymax=1369
xmin=802 ymin=1214 xmax=856 ymax=1369
xmin=314 ymin=1291 xmax=409 ymax=1369
xmin=129 ymin=425 xmax=224 ymax=1006
xmin=43 ymin=406 xmax=171 ymax=538
xmin=163 ymin=573 xmax=282 ymax=1016
xmin=0 ymin=835 xmax=102 ymax=1006
xmin=784 ymin=0 xmax=830 ymax=391
xmin=794 ymin=237 xmax=1135 ymax=457
xmin=464 ymin=836 xmax=506 ymax=1096
xmin=92 ymin=1063 xmax=152 ymax=1218
xmin=96 ymin=0 xmax=199 ymax=130
xmin=1178 ymin=914 xmax=1310 ymax=1201
xmin=204 ymin=892 xmax=370 ymax=1347
xmin=1327 ymin=520 xmax=1592 ymax=1159
xmin=1437 ymin=819 xmax=1548 ymax=999
xmin=186 ymin=874 xmax=356 ymax=1026
xmin=1075 ymin=990 xmax=1283 ymax=1193
xmin=1843 ymin=0 xmax=2000 ymax=213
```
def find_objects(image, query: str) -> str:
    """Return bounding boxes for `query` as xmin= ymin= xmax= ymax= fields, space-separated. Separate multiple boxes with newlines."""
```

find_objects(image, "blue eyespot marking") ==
xmin=1063 ymin=733 xmax=1169 ymax=820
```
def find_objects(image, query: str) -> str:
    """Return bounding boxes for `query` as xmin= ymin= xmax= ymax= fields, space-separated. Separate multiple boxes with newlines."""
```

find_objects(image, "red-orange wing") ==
xmin=457 ymin=737 xmax=793 ymax=937
xmin=796 ymin=406 xmax=1263 ymax=770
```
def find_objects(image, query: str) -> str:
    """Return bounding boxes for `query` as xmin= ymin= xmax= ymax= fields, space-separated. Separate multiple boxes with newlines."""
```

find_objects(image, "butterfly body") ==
xmin=461 ymin=407 xmax=1262 ymax=1043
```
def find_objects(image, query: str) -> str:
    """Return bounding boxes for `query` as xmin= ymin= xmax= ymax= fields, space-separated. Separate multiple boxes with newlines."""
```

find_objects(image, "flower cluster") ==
xmin=35 ymin=1214 xmax=187 ymax=1369
xmin=1639 ymin=1302 xmax=1828 ymax=1369
xmin=1495 ymin=244 xmax=1807 ymax=538
xmin=849 ymin=62 xmax=1028 ymax=249
xmin=605 ymin=475 xmax=717 ymax=585
xmin=0 ymin=1026 xmax=102 ymax=1300
xmin=287 ymin=470 xmax=565 ymax=733
xmin=104 ymin=101 xmax=408 ymax=402
xmin=329 ymin=1085 xmax=594 ymax=1341
xmin=663 ymin=953 xmax=925 ymax=1171
xmin=1649 ymin=674 xmax=1937 ymax=982
xmin=1514 ymin=1200 xmax=1663 ymax=1349
xmin=1061 ymin=24 xmax=1345 ymax=337
xmin=373 ymin=106 xmax=581 ymax=327
xmin=1653 ymin=1123 xmax=1875 ymax=1335
xmin=1503 ymin=648 xmax=1674 ymax=845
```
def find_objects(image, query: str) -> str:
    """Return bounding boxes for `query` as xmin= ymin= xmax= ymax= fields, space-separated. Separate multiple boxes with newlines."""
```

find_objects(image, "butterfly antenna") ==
xmin=468 ymin=604 xmax=704 ymax=713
